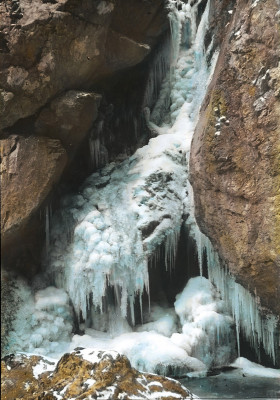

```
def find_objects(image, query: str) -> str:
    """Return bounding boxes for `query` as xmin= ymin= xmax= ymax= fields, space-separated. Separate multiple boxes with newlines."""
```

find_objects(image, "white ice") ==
xmin=231 ymin=357 xmax=280 ymax=378
xmin=7 ymin=280 xmax=73 ymax=359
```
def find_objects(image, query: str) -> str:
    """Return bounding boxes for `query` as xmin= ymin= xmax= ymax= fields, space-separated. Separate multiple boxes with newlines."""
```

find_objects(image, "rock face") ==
xmin=1 ymin=350 xmax=196 ymax=400
xmin=190 ymin=0 xmax=280 ymax=316
xmin=1 ymin=135 xmax=67 ymax=251
xmin=35 ymin=90 xmax=101 ymax=159
xmin=0 ymin=0 xmax=167 ymax=130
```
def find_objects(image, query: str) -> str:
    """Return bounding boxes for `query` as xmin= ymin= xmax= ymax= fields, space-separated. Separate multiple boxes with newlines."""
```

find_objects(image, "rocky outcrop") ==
xmin=0 ymin=0 xmax=167 ymax=130
xmin=190 ymin=0 xmax=280 ymax=316
xmin=1 ymin=135 xmax=67 ymax=250
xmin=35 ymin=90 xmax=101 ymax=159
xmin=1 ymin=350 xmax=196 ymax=400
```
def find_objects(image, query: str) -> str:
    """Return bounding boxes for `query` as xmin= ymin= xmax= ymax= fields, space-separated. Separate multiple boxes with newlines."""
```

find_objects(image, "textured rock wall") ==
xmin=190 ymin=0 xmax=280 ymax=316
xmin=0 ymin=0 xmax=167 ymax=130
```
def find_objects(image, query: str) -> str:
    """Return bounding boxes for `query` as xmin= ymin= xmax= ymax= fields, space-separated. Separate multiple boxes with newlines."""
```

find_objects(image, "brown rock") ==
xmin=0 ymin=0 xmax=167 ymax=130
xmin=35 ymin=90 xmax=101 ymax=158
xmin=1 ymin=135 xmax=67 ymax=250
xmin=190 ymin=0 xmax=280 ymax=316
xmin=1 ymin=350 xmax=194 ymax=400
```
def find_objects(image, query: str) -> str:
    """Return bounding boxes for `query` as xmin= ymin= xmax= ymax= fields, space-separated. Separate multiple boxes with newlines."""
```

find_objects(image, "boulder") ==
xmin=0 ymin=0 xmax=167 ymax=130
xmin=1 ymin=135 xmax=67 ymax=250
xmin=1 ymin=350 xmax=196 ymax=399
xmin=35 ymin=90 xmax=101 ymax=159
xmin=190 ymin=0 xmax=280 ymax=315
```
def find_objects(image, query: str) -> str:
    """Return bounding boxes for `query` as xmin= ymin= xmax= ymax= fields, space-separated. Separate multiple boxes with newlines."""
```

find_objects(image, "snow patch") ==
xmin=231 ymin=357 xmax=280 ymax=378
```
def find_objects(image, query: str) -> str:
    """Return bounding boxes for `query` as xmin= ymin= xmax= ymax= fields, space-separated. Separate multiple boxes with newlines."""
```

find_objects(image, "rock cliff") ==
xmin=190 ymin=0 xmax=280 ymax=316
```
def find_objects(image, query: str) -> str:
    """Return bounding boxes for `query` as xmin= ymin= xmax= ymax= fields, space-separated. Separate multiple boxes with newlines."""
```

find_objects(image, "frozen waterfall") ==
xmin=6 ymin=0 xmax=279 ymax=376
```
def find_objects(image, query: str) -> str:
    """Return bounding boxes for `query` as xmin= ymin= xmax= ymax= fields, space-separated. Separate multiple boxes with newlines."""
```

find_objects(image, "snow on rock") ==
xmin=230 ymin=357 xmax=280 ymax=378
xmin=1 ymin=350 xmax=199 ymax=400
xmin=32 ymin=356 xmax=57 ymax=379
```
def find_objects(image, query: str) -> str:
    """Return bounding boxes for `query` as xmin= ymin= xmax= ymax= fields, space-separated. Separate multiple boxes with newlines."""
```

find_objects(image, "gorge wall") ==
xmin=190 ymin=0 xmax=280 ymax=317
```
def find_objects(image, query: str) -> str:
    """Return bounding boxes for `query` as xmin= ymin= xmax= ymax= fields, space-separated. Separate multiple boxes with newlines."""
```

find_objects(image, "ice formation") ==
xmin=68 ymin=277 xmax=234 ymax=375
xmin=48 ymin=0 xmax=217 ymax=326
xmin=7 ymin=280 xmax=73 ymax=358
xmin=187 ymin=225 xmax=279 ymax=365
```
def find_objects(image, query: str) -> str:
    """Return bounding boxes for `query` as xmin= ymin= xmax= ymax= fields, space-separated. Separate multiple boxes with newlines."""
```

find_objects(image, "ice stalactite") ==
xmin=45 ymin=206 xmax=50 ymax=255
xmin=142 ymin=33 xmax=171 ymax=113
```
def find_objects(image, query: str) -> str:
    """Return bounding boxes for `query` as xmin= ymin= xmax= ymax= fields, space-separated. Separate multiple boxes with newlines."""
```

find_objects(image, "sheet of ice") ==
xmin=230 ymin=357 xmax=280 ymax=378
xmin=67 ymin=276 xmax=234 ymax=375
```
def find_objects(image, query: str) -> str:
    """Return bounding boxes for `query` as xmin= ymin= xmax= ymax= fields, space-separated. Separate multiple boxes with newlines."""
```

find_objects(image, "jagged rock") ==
xmin=190 ymin=0 xmax=280 ymax=316
xmin=35 ymin=90 xmax=101 ymax=158
xmin=1 ymin=135 xmax=67 ymax=250
xmin=0 ymin=0 xmax=167 ymax=130
xmin=1 ymin=350 xmax=197 ymax=400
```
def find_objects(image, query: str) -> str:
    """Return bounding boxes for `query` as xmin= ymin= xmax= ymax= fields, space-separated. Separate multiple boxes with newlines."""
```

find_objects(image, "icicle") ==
xmin=164 ymin=228 xmax=180 ymax=272
xmin=89 ymin=137 xmax=101 ymax=168
xmin=201 ymin=234 xmax=279 ymax=365
xmin=45 ymin=206 xmax=50 ymax=255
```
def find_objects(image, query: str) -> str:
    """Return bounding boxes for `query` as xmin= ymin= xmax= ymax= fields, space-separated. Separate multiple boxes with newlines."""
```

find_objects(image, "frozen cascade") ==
xmin=48 ymin=0 xmax=217 ymax=325
xmin=7 ymin=0 xmax=279 ymax=376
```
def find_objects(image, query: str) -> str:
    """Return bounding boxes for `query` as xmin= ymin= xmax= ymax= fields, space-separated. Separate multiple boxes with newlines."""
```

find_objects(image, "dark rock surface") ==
xmin=1 ymin=135 xmax=67 ymax=251
xmin=35 ymin=90 xmax=101 ymax=159
xmin=0 ymin=0 xmax=167 ymax=130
